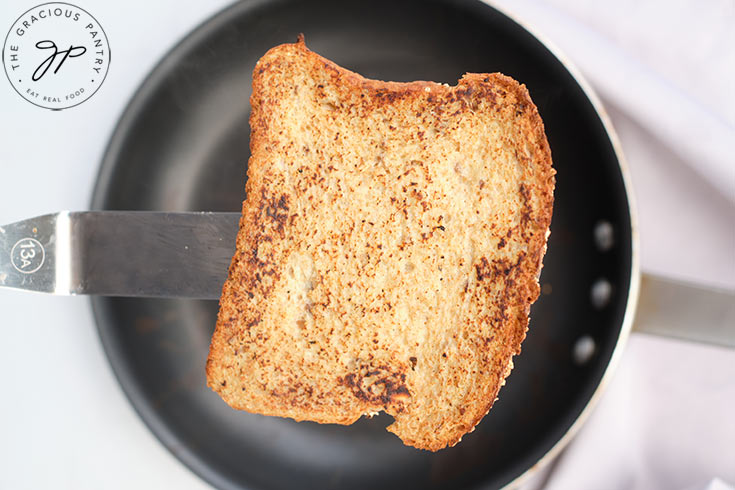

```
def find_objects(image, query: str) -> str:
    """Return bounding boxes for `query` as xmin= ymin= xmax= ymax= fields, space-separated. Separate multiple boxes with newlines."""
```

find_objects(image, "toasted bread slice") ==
xmin=206 ymin=38 xmax=554 ymax=451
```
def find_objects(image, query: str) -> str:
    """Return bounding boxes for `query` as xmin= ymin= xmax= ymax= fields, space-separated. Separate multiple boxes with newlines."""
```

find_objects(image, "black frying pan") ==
xmin=90 ymin=0 xmax=636 ymax=488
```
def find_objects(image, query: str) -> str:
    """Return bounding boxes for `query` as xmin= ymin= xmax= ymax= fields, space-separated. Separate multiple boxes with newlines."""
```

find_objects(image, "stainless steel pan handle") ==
xmin=634 ymin=275 xmax=735 ymax=348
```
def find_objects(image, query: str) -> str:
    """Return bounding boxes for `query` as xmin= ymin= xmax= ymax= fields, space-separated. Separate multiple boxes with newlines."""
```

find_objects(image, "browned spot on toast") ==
xmin=338 ymin=363 xmax=411 ymax=409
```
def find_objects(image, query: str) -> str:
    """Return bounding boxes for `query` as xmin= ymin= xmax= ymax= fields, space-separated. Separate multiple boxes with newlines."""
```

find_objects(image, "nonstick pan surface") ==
xmin=91 ymin=0 xmax=637 ymax=488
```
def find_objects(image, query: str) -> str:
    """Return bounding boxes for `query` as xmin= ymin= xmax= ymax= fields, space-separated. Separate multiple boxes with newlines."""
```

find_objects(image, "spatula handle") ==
xmin=0 ymin=212 xmax=65 ymax=294
xmin=1 ymin=211 xmax=240 ymax=298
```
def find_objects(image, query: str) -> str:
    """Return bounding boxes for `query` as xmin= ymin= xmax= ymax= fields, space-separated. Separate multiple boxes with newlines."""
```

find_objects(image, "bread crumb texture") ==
xmin=206 ymin=38 xmax=555 ymax=451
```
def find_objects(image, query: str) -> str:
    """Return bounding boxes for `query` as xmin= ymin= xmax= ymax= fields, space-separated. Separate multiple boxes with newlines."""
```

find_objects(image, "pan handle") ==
xmin=634 ymin=274 xmax=735 ymax=348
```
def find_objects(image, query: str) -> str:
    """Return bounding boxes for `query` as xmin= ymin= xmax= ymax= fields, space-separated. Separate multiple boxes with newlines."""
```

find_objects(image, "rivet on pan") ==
xmin=590 ymin=278 xmax=612 ymax=309
xmin=573 ymin=336 xmax=596 ymax=365
xmin=594 ymin=220 xmax=614 ymax=251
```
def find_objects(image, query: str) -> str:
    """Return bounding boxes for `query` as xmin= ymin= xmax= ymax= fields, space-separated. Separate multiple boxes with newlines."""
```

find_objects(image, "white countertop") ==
xmin=1 ymin=1 xmax=733 ymax=489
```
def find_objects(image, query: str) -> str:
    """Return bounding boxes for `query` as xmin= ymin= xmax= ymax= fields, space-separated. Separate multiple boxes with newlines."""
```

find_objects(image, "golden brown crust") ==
xmin=206 ymin=38 xmax=555 ymax=451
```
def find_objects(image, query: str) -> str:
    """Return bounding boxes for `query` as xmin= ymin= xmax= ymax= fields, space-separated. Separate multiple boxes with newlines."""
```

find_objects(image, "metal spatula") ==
xmin=0 ymin=211 xmax=238 ymax=299
xmin=1 ymin=211 xmax=733 ymax=348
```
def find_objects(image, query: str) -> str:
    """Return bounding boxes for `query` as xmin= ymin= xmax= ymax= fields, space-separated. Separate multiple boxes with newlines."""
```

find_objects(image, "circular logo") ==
xmin=2 ymin=2 xmax=110 ymax=110
xmin=10 ymin=237 xmax=46 ymax=274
